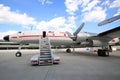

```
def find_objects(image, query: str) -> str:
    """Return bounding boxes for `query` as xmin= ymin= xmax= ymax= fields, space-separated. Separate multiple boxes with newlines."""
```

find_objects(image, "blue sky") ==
xmin=0 ymin=0 xmax=120 ymax=39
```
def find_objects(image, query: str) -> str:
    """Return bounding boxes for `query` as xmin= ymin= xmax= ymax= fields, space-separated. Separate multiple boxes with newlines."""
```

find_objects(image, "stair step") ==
xmin=40 ymin=46 xmax=50 ymax=48
xmin=40 ymin=51 xmax=50 ymax=52
xmin=39 ymin=56 xmax=52 ymax=58
xmin=39 ymin=37 xmax=53 ymax=65
xmin=39 ymin=57 xmax=52 ymax=60
xmin=40 ymin=48 xmax=50 ymax=51
xmin=39 ymin=62 xmax=53 ymax=65
xmin=39 ymin=60 xmax=52 ymax=62
xmin=40 ymin=55 xmax=51 ymax=57
xmin=40 ymin=51 xmax=51 ymax=53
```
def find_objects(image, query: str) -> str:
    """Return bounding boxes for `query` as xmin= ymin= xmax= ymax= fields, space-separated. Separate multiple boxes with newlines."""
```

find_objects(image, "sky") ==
xmin=0 ymin=0 xmax=120 ymax=39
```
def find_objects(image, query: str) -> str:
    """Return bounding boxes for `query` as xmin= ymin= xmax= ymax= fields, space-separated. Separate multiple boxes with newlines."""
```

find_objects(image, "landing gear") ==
xmin=15 ymin=51 xmax=22 ymax=57
xmin=66 ymin=48 xmax=71 ymax=53
xmin=15 ymin=44 xmax=22 ymax=57
xmin=97 ymin=49 xmax=109 ymax=57
xmin=108 ymin=45 xmax=112 ymax=52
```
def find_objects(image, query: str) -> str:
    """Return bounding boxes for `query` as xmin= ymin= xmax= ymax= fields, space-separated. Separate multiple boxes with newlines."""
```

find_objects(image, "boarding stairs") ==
xmin=39 ymin=36 xmax=53 ymax=65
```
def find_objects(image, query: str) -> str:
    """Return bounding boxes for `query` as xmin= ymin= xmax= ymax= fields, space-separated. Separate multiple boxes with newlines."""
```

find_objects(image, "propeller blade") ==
xmin=71 ymin=22 xmax=85 ymax=52
xmin=98 ymin=14 xmax=120 ymax=26
xmin=73 ymin=22 xmax=85 ymax=36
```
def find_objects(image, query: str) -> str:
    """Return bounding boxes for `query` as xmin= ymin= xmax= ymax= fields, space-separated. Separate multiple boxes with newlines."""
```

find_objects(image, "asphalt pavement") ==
xmin=0 ymin=49 xmax=120 ymax=80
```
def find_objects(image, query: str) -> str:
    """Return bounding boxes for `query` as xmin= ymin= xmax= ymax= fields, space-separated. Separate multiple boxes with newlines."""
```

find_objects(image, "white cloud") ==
xmin=64 ymin=0 xmax=107 ymax=22
xmin=101 ymin=0 xmax=110 ymax=6
xmin=65 ymin=0 xmax=82 ymax=15
xmin=80 ymin=0 xmax=107 ymax=22
xmin=81 ymin=0 xmax=90 ymax=7
xmin=46 ymin=0 xmax=53 ymax=4
xmin=68 ymin=16 xmax=76 ymax=22
xmin=115 ymin=8 xmax=120 ymax=16
xmin=36 ymin=17 xmax=66 ymax=30
xmin=82 ymin=6 xmax=106 ymax=22
xmin=67 ymin=16 xmax=76 ymax=28
xmin=110 ymin=0 xmax=120 ymax=8
xmin=82 ymin=0 xmax=100 ymax=12
xmin=0 ymin=4 xmax=36 ymax=25
xmin=110 ymin=0 xmax=120 ymax=16
xmin=36 ymin=16 xmax=76 ymax=33
xmin=38 ymin=0 xmax=53 ymax=5
xmin=0 ymin=30 xmax=17 ymax=39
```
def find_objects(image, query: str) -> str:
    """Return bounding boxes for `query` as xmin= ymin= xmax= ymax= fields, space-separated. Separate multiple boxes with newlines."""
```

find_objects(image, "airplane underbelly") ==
xmin=19 ymin=37 xmax=73 ymax=46
xmin=50 ymin=38 xmax=73 ymax=46
xmin=19 ymin=37 xmax=39 ymax=44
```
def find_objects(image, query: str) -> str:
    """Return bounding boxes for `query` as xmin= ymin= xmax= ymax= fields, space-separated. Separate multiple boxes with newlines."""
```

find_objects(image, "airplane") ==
xmin=109 ymin=38 xmax=120 ymax=45
xmin=3 ymin=21 xmax=120 ymax=57
xmin=98 ymin=14 xmax=120 ymax=26
xmin=0 ymin=39 xmax=18 ymax=45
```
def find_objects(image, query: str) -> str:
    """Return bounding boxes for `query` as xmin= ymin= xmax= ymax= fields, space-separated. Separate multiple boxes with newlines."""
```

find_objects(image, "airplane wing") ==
xmin=89 ymin=26 xmax=120 ymax=42
xmin=98 ymin=14 xmax=120 ymax=26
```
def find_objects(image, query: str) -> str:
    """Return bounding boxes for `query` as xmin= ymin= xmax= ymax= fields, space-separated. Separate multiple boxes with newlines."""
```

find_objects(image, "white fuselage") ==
xmin=8 ymin=31 xmax=93 ymax=46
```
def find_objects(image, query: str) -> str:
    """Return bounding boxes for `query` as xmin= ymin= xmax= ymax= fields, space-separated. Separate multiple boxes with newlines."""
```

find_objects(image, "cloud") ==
xmin=0 ymin=4 xmax=36 ymax=25
xmin=38 ymin=0 xmax=53 ymax=5
xmin=101 ymin=0 xmax=110 ymax=6
xmin=110 ymin=0 xmax=120 ymax=8
xmin=36 ymin=17 xmax=66 ymax=30
xmin=65 ymin=0 xmax=82 ymax=15
xmin=110 ymin=0 xmax=120 ymax=16
xmin=0 ymin=30 xmax=17 ymax=39
xmin=64 ymin=0 xmax=107 ymax=22
xmin=82 ymin=0 xmax=100 ymax=12
xmin=82 ymin=6 xmax=106 ymax=22
xmin=81 ymin=0 xmax=90 ymax=7
xmin=81 ymin=0 xmax=106 ymax=22
xmin=36 ymin=16 xmax=76 ymax=33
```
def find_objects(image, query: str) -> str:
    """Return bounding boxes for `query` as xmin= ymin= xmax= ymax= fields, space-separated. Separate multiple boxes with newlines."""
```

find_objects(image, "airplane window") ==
xmin=18 ymin=31 xmax=22 ymax=34
xmin=64 ymin=34 xmax=66 ymax=36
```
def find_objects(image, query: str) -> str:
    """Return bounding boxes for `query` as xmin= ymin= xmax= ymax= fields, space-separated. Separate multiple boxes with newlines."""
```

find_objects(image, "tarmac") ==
xmin=0 ymin=49 xmax=120 ymax=80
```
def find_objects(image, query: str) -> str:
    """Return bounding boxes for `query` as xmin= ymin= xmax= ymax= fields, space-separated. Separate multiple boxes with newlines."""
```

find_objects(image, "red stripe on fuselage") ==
xmin=11 ymin=35 xmax=70 ymax=39
xmin=19 ymin=35 xmax=40 ymax=38
xmin=11 ymin=36 xmax=17 ymax=38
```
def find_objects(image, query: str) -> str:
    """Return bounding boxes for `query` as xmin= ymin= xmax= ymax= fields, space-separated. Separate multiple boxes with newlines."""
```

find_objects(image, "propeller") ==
xmin=71 ymin=22 xmax=85 ymax=53
xmin=73 ymin=22 xmax=85 ymax=36
xmin=71 ymin=22 xmax=85 ymax=41
xmin=98 ymin=14 xmax=120 ymax=26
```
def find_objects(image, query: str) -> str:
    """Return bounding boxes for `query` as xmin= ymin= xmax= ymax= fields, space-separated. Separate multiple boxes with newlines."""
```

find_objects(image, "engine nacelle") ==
xmin=80 ymin=40 xmax=108 ymax=47
xmin=76 ymin=32 xmax=91 ymax=42
xmin=80 ymin=39 xmax=93 ymax=47
xmin=75 ymin=32 xmax=108 ymax=47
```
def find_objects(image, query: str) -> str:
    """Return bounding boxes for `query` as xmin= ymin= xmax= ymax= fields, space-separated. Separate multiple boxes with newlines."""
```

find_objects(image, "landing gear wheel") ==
xmin=98 ymin=49 xmax=102 ymax=56
xmin=106 ymin=50 xmax=109 ymax=56
xmin=97 ymin=49 xmax=109 ymax=57
xmin=66 ymin=48 xmax=71 ymax=53
xmin=15 ymin=52 xmax=22 ymax=57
